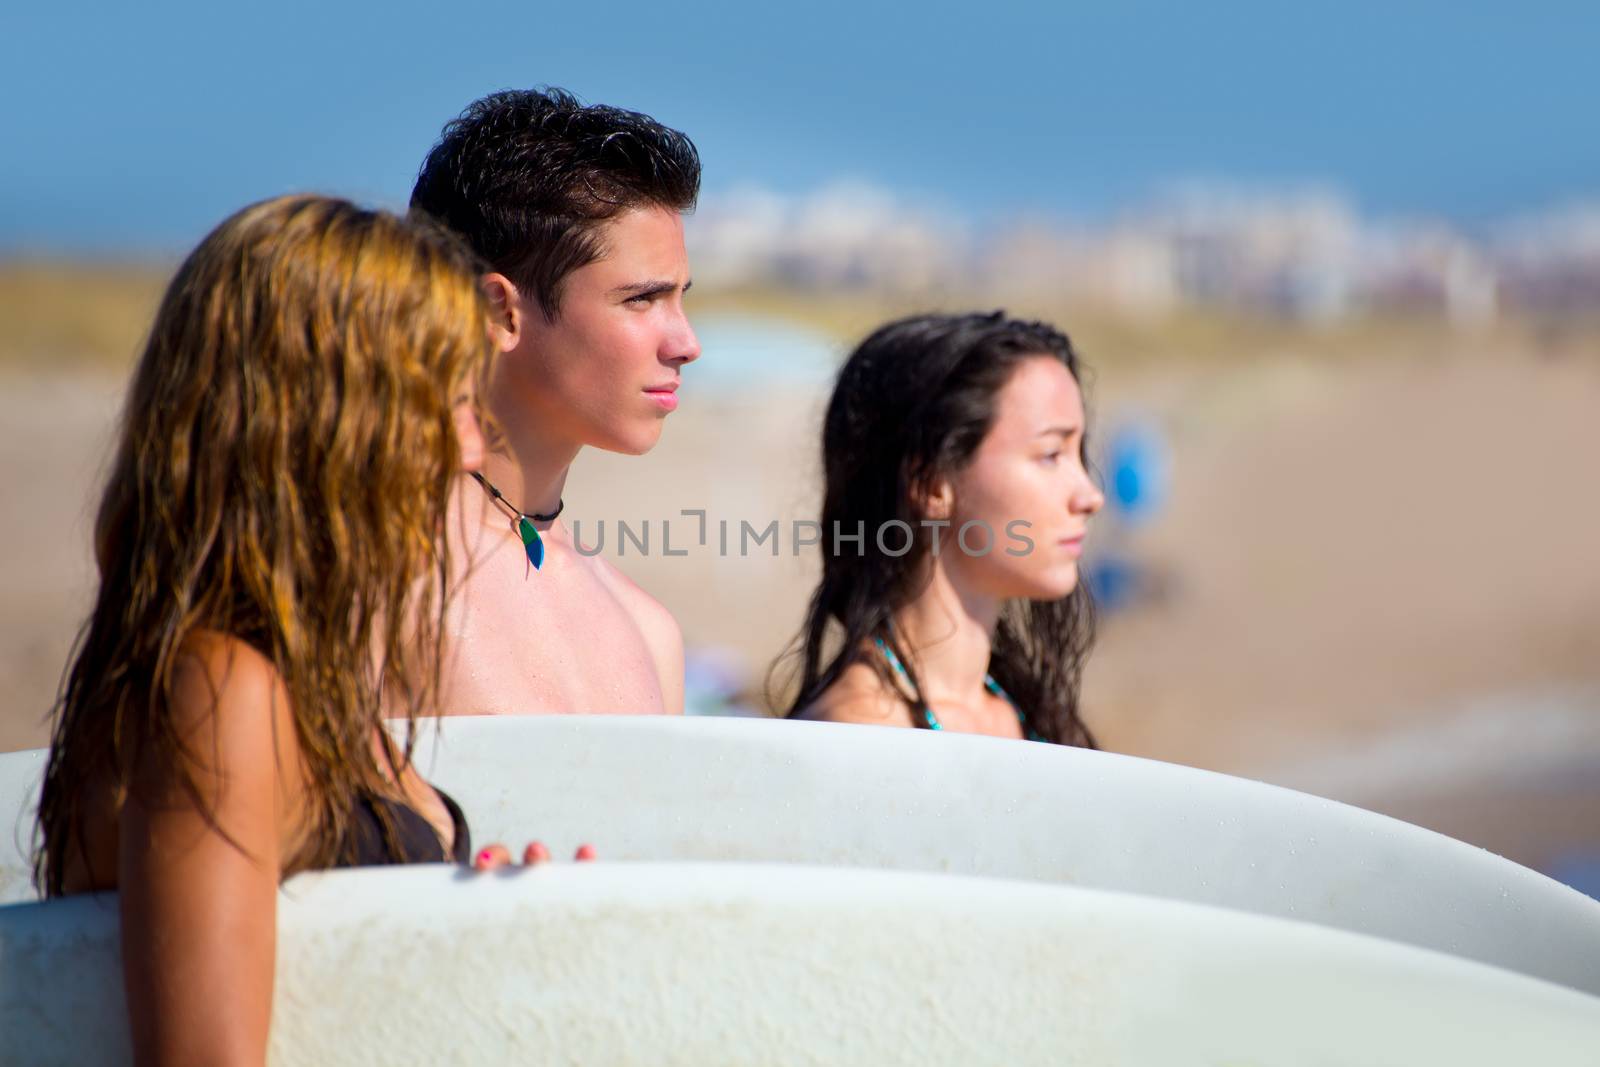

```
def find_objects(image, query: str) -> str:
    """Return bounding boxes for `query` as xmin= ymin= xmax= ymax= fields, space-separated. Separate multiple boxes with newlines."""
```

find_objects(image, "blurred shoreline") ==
xmin=2 ymin=266 xmax=1598 ymax=892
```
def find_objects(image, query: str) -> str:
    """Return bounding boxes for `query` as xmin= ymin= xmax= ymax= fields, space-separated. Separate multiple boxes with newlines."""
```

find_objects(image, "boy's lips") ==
xmin=644 ymin=382 xmax=679 ymax=411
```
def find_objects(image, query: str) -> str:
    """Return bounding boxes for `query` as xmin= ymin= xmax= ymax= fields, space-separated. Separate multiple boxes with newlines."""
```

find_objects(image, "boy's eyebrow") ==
xmin=611 ymin=278 xmax=693 ymax=297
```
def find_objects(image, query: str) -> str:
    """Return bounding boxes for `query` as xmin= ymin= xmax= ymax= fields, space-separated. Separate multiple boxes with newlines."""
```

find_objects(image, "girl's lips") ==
xmin=644 ymin=388 xmax=678 ymax=412
xmin=1058 ymin=534 xmax=1086 ymax=557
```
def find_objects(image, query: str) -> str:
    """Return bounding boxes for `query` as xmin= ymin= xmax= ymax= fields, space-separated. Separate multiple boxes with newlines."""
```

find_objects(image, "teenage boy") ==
xmin=411 ymin=88 xmax=701 ymax=715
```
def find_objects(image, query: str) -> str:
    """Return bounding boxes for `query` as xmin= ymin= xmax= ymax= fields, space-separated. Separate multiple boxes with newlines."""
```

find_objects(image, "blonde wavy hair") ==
xmin=36 ymin=195 xmax=493 ymax=894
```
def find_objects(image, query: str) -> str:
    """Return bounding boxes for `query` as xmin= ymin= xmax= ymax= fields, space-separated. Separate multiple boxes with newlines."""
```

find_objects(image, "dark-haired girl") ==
xmin=785 ymin=312 xmax=1105 ymax=745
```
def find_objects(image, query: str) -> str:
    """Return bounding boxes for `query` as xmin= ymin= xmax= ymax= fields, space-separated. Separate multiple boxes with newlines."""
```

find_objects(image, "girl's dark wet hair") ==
xmin=781 ymin=311 xmax=1097 ymax=747
xmin=410 ymin=86 xmax=700 ymax=321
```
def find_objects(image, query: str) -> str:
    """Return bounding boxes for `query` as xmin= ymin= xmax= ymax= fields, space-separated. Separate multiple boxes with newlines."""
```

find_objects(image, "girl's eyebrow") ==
xmin=1035 ymin=424 xmax=1081 ymax=439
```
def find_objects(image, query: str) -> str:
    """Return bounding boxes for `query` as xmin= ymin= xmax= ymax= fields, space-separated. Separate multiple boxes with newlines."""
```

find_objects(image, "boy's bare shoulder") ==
xmin=579 ymin=549 xmax=684 ymax=711
xmin=582 ymin=551 xmax=678 ymax=636
xmin=585 ymin=550 xmax=665 ymax=617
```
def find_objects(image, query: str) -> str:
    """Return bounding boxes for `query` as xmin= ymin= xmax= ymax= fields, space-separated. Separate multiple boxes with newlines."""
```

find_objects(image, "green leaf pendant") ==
xmin=516 ymin=516 xmax=545 ymax=570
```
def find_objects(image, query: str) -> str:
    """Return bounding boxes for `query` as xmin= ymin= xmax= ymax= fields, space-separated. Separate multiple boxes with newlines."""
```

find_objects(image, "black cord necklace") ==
xmin=471 ymin=471 xmax=563 ymax=571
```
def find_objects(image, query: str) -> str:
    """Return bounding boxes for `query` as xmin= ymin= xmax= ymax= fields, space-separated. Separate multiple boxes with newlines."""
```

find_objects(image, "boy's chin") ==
xmin=591 ymin=424 xmax=664 ymax=457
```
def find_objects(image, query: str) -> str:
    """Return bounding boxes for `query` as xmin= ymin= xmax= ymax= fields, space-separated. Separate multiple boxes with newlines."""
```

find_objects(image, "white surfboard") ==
xmin=3 ymin=716 xmax=1598 ymax=996
xmin=0 ymin=746 xmax=43 ymax=906
xmin=3 ymin=863 xmax=1599 ymax=1066
xmin=409 ymin=716 xmax=1600 ymax=995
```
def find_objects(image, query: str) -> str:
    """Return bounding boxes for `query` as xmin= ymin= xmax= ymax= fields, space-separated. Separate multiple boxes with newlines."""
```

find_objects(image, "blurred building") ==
xmin=690 ymin=181 xmax=968 ymax=293
xmin=1494 ymin=202 xmax=1600 ymax=317
xmin=690 ymin=182 xmax=1599 ymax=325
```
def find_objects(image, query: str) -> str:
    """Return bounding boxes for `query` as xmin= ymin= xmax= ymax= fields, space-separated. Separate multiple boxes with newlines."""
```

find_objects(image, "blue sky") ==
xmin=2 ymin=0 xmax=1596 ymax=251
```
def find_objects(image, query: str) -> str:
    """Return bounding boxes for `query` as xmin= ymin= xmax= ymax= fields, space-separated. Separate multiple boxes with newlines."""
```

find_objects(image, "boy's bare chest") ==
xmin=439 ymin=544 xmax=665 ymax=715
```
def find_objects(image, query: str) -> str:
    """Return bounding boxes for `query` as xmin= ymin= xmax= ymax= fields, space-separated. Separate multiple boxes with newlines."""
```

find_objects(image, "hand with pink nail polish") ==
xmin=470 ymin=840 xmax=597 ymax=871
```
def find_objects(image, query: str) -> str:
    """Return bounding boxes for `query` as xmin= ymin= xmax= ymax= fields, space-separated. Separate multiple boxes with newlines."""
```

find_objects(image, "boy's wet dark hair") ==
xmin=410 ymin=87 xmax=700 ymax=321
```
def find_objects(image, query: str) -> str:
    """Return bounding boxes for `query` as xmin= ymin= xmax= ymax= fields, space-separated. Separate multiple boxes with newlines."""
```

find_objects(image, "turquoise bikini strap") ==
xmin=874 ymin=637 xmax=1037 ymax=740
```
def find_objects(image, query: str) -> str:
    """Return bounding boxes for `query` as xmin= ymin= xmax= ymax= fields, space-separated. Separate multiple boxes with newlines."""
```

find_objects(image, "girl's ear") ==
xmin=913 ymin=477 xmax=954 ymax=521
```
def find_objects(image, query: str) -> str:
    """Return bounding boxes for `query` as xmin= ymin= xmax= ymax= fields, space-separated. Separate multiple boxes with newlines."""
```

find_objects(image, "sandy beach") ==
xmin=2 ymin=308 xmax=1597 ymax=881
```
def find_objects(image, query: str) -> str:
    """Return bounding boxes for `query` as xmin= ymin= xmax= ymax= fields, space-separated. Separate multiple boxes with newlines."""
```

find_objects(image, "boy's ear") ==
xmin=481 ymin=272 xmax=524 ymax=354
